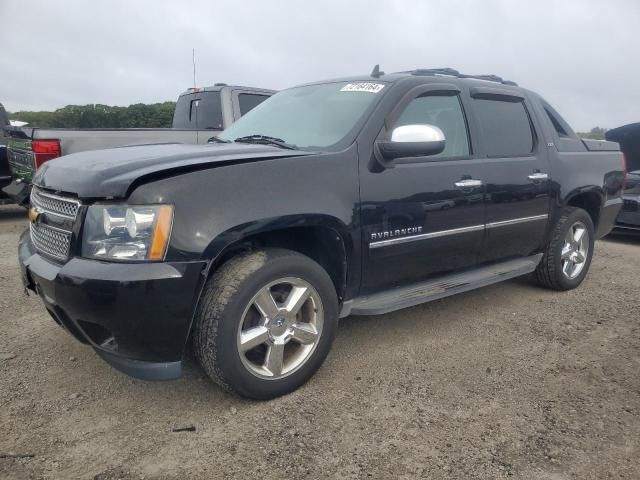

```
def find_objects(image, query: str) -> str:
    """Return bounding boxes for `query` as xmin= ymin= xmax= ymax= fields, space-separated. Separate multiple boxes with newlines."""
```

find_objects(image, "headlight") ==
xmin=82 ymin=204 xmax=173 ymax=261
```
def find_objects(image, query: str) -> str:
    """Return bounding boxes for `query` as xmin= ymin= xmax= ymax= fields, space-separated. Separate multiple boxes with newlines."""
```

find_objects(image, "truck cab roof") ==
xmin=177 ymin=84 xmax=276 ymax=98
xmin=295 ymin=68 xmax=526 ymax=100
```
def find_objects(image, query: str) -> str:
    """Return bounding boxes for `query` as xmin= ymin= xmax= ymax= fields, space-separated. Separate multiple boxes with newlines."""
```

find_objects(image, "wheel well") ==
xmin=210 ymin=226 xmax=348 ymax=300
xmin=567 ymin=192 xmax=602 ymax=229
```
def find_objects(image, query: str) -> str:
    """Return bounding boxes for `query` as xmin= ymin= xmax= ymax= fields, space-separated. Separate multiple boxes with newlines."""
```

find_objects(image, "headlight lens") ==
xmin=82 ymin=204 xmax=173 ymax=261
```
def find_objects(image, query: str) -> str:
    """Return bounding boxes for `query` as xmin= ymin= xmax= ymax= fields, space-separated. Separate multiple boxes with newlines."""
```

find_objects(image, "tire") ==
xmin=535 ymin=207 xmax=595 ymax=291
xmin=193 ymin=248 xmax=338 ymax=399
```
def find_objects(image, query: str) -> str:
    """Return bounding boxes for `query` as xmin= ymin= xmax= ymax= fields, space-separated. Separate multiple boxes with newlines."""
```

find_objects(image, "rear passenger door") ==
xmin=467 ymin=88 xmax=552 ymax=263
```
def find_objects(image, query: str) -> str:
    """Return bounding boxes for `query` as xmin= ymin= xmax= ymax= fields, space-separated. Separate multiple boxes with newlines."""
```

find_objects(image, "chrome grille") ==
xmin=29 ymin=188 xmax=80 ymax=261
xmin=623 ymin=198 xmax=637 ymax=212
xmin=30 ymin=223 xmax=72 ymax=260
xmin=31 ymin=188 xmax=80 ymax=219
xmin=8 ymin=149 xmax=35 ymax=172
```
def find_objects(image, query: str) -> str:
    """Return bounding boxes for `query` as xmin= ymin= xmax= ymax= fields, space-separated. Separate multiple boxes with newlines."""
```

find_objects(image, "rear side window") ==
xmin=238 ymin=94 xmax=269 ymax=115
xmin=172 ymin=91 xmax=223 ymax=130
xmin=196 ymin=92 xmax=223 ymax=130
xmin=394 ymin=94 xmax=470 ymax=158
xmin=473 ymin=99 xmax=534 ymax=157
xmin=540 ymin=99 xmax=577 ymax=140
xmin=544 ymin=108 xmax=568 ymax=137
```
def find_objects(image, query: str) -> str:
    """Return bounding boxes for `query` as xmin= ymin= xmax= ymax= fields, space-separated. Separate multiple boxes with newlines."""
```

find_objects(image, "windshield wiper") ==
xmin=234 ymin=134 xmax=297 ymax=150
xmin=207 ymin=136 xmax=231 ymax=144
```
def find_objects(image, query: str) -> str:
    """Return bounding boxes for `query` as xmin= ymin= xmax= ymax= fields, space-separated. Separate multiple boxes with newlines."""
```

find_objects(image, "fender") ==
xmin=175 ymin=214 xmax=355 ymax=363
xmin=201 ymin=213 xmax=355 ymax=282
xmin=561 ymin=185 xmax=604 ymax=208
xmin=557 ymin=185 xmax=620 ymax=238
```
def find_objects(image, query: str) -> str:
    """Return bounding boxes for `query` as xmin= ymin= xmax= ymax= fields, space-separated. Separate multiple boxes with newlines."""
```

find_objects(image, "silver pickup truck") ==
xmin=3 ymin=84 xmax=274 ymax=203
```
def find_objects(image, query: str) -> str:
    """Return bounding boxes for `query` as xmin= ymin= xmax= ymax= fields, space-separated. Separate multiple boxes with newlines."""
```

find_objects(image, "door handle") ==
xmin=455 ymin=179 xmax=483 ymax=188
xmin=527 ymin=172 xmax=549 ymax=181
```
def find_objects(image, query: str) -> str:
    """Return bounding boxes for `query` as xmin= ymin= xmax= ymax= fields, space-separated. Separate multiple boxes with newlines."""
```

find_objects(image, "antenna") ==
xmin=192 ymin=48 xmax=196 ymax=88
xmin=370 ymin=64 xmax=384 ymax=78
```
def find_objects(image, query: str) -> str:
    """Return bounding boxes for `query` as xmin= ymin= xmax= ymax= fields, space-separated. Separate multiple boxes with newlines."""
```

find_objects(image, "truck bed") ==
xmin=6 ymin=127 xmax=217 ymax=182
xmin=29 ymin=127 xmax=214 ymax=151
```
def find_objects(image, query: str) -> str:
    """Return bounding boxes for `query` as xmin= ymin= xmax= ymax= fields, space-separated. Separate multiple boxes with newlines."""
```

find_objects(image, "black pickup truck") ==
xmin=18 ymin=68 xmax=625 ymax=399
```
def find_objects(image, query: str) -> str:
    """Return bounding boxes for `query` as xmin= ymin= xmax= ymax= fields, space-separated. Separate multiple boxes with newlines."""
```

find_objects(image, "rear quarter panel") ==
xmin=526 ymin=91 xmax=625 ymax=238
xmin=550 ymin=150 xmax=625 ymax=237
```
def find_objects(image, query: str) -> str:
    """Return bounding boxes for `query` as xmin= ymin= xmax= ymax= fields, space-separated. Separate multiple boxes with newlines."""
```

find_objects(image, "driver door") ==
xmin=359 ymin=86 xmax=486 ymax=295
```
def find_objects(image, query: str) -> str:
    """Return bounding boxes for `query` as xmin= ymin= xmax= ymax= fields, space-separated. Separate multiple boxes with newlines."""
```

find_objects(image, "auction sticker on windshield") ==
xmin=340 ymin=83 xmax=385 ymax=93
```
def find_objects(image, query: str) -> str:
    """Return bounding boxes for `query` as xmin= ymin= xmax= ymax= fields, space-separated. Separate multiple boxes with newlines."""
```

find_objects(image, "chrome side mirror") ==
xmin=391 ymin=124 xmax=445 ymax=144
xmin=374 ymin=124 xmax=446 ymax=169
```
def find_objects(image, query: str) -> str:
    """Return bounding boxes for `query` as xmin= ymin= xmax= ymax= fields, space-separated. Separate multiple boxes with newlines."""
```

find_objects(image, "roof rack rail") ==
xmin=400 ymin=68 xmax=518 ymax=86
xmin=410 ymin=68 xmax=461 ymax=77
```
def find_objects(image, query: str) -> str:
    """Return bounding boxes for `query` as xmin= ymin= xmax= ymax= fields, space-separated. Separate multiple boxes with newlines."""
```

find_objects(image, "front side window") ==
xmin=473 ymin=99 xmax=534 ymax=157
xmin=219 ymin=81 xmax=387 ymax=149
xmin=394 ymin=94 xmax=470 ymax=158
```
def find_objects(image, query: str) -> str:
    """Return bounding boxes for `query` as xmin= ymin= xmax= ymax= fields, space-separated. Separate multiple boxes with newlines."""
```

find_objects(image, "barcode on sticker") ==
xmin=340 ymin=83 xmax=385 ymax=93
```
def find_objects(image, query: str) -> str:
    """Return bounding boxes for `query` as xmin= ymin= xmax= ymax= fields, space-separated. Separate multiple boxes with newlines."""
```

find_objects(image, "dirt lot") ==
xmin=0 ymin=204 xmax=639 ymax=480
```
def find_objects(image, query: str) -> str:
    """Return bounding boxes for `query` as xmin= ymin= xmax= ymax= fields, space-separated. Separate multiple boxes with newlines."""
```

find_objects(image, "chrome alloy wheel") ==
xmin=561 ymin=221 xmax=589 ymax=279
xmin=236 ymin=277 xmax=324 ymax=379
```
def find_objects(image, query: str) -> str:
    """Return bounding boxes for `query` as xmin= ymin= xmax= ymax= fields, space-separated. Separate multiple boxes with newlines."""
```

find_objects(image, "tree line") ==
xmin=8 ymin=102 xmax=176 ymax=128
xmin=575 ymin=126 xmax=608 ymax=140
xmin=7 ymin=102 xmax=612 ymax=139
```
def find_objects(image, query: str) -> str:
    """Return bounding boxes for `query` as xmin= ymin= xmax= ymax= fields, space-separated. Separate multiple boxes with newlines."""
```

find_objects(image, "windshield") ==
xmin=218 ymin=81 xmax=387 ymax=149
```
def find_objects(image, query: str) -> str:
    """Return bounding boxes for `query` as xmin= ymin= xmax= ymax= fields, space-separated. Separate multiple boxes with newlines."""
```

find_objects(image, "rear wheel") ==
xmin=535 ymin=207 xmax=595 ymax=290
xmin=193 ymin=248 xmax=338 ymax=399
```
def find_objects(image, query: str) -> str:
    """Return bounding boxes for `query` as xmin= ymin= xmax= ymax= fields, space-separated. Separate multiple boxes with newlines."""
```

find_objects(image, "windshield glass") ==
xmin=218 ymin=81 xmax=387 ymax=149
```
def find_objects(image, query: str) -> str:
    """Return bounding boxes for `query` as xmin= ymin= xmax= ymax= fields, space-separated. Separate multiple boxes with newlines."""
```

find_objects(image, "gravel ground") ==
xmin=1 ymin=204 xmax=639 ymax=479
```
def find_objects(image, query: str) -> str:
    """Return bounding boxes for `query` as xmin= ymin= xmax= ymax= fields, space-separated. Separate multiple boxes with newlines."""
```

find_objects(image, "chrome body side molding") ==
xmin=486 ymin=214 xmax=548 ymax=229
xmin=369 ymin=224 xmax=484 ymax=249
xmin=369 ymin=214 xmax=548 ymax=249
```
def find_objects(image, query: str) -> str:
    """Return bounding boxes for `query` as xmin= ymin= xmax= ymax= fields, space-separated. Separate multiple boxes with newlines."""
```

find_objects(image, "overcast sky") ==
xmin=0 ymin=0 xmax=637 ymax=131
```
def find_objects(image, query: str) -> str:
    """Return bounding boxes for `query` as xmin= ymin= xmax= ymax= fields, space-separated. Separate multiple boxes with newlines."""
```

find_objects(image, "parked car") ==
xmin=18 ymin=68 xmax=625 ymax=399
xmin=0 ymin=103 xmax=11 ymax=201
xmin=606 ymin=123 xmax=640 ymax=232
xmin=3 ymin=84 xmax=274 ymax=204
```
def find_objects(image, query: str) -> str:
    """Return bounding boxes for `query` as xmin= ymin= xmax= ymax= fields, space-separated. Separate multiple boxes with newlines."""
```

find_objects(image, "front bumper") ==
xmin=18 ymin=230 xmax=207 ymax=380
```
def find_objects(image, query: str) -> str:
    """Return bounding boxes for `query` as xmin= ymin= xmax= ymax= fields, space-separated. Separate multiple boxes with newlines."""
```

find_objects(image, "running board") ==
xmin=340 ymin=254 xmax=543 ymax=317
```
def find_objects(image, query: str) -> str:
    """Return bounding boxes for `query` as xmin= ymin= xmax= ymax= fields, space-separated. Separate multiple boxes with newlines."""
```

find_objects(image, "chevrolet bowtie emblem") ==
xmin=28 ymin=206 xmax=41 ymax=224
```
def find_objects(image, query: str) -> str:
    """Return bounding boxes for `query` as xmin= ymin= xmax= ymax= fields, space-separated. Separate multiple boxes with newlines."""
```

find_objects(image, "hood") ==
xmin=33 ymin=143 xmax=314 ymax=199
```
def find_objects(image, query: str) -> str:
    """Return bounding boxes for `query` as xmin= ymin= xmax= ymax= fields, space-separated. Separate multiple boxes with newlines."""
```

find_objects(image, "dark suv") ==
xmin=18 ymin=68 xmax=625 ymax=399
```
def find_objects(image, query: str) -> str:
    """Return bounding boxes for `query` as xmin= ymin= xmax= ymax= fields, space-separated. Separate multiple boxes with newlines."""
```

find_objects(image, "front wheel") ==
xmin=193 ymin=248 xmax=338 ymax=399
xmin=535 ymin=207 xmax=595 ymax=291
